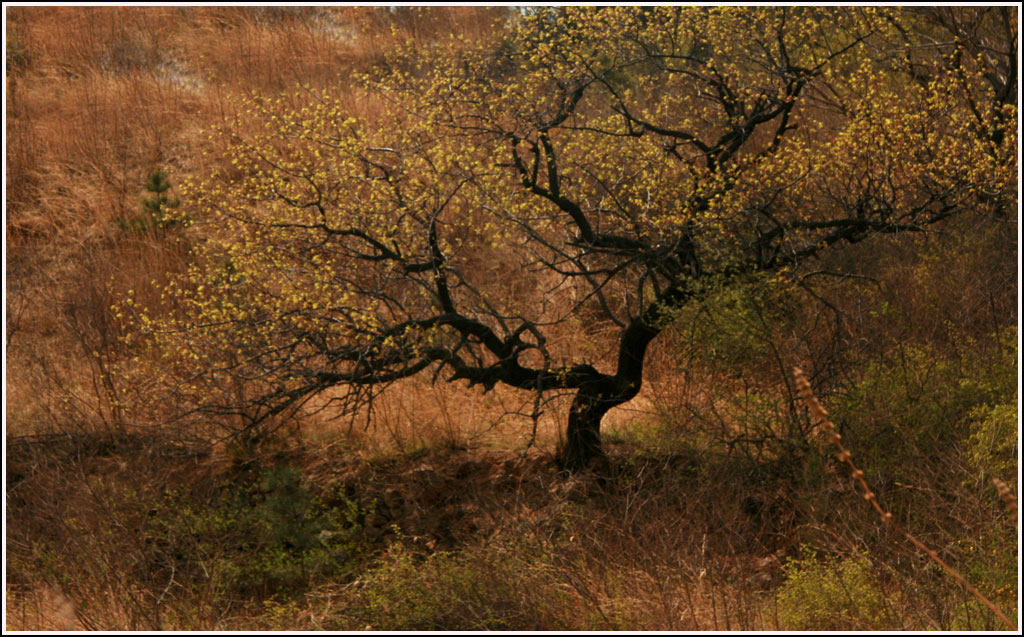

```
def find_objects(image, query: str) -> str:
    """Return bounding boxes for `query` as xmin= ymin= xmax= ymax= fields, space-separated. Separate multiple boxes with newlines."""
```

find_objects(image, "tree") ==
xmin=133 ymin=7 xmax=1016 ymax=471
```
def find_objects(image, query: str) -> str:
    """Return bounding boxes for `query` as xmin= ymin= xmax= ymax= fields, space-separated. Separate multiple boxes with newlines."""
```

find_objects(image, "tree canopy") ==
xmin=130 ymin=6 xmax=1017 ymax=470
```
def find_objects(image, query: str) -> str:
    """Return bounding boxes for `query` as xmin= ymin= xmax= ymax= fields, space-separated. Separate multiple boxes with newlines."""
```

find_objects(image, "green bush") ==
xmin=329 ymin=542 xmax=578 ymax=631
xmin=776 ymin=549 xmax=900 ymax=631
xmin=116 ymin=169 xmax=185 ymax=235
xmin=834 ymin=328 xmax=1017 ymax=490
xmin=147 ymin=464 xmax=366 ymax=599
xmin=967 ymin=399 xmax=1018 ymax=484
xmin=673 ymin=274 xmax=800 ymax=374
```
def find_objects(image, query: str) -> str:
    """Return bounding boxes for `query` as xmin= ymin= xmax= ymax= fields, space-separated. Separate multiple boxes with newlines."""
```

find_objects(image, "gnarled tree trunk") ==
xmin=558 ymin=310 xmax=663 ymax=472
xmin=560 ymin=382 xmax=620 ymax=472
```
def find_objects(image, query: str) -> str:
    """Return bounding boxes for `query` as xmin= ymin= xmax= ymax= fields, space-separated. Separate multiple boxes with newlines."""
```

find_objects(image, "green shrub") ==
xmin=329 ymin=542 xmax=578 ymax=631
xmin=147 ymin=464 xmax=366 ymax=599
xmin=116 ymin=169 xmax=185 ymax=235
xmin=673 ymin=273 xmax=800 ymax=374
xmin=834 ymin=328 xmax=1017 ymax=492
xmin=776 ymin=549 xmax=900 ymax=631
xmin=967 ymin=399 xmax=1018 ymax=484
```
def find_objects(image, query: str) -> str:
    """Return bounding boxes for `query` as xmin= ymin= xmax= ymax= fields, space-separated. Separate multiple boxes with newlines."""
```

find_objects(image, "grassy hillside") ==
xmin=5 ymin=6 xmax=1018 ymax=630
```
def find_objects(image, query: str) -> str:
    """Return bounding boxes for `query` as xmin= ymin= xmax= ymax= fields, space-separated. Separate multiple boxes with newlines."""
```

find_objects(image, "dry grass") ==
xmin=5 ymin=586 xmax=79 ymax=631
xmin=5 ymin=6 xmax=1017 ymax=632
xmin=5 ymin=421 xmax=792 ymax=630
xmin=5 ymin=5 xmax=511 ymax=437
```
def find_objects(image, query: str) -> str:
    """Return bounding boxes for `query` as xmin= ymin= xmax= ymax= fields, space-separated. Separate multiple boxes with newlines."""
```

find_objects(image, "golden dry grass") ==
xmin=5 ymin=5 xmax=511 ymax=434
xmin=5 ymin=6 xmax=1017 ymax=632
